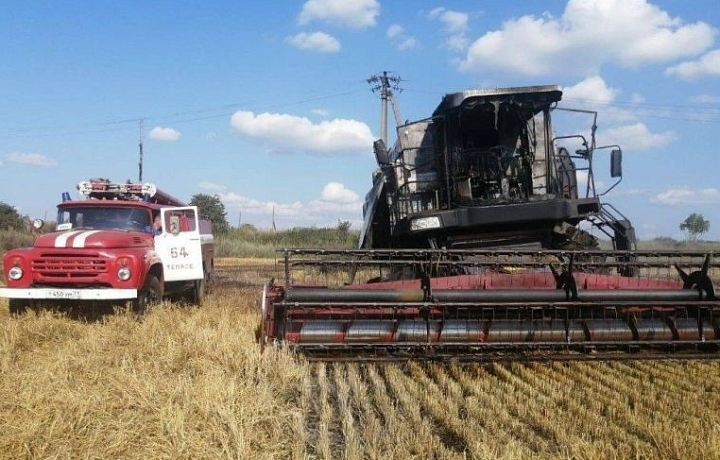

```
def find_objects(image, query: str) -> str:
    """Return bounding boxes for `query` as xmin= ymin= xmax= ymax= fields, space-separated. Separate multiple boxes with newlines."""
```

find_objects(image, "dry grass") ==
xmin=2 ymin=259 xmax=720 ymax=459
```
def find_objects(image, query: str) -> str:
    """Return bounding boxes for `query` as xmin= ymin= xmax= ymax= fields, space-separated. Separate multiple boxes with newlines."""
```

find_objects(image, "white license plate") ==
xmin=46 ymin=289 xmax=82 ymax=299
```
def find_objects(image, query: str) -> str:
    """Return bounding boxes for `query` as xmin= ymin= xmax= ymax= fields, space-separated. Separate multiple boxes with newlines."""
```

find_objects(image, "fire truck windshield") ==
xmin=57 ymin=206 xmax=151 ymax=232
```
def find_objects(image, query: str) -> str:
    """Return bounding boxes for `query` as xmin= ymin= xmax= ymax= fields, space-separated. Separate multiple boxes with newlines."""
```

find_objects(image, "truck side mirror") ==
xmin=610 ymin=149 xmax=622 ymax=178
xmin=373 ymin=139 xmax=390 ymax=166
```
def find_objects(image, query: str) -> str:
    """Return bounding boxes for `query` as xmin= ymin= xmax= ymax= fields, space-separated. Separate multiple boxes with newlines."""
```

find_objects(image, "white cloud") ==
xmin=651 ymin=187 xmax=720 ymax=205
xmin=630 ymin=93 xmax=645 ymax=104
xmin=612 ymin=188 xmax=644 ymax=197
xmin=563 ymin=76 xmax=619 ymax=104
xmin=387 ymin=24 xmax=404 ymax=38
xmin=320 ymin=182 xmax=359 ymax=204
xmin=298 ymin=0 xmax=380 ymax=29
xmin=575 ymin=170 xmax=605 ymax=193
xmin=666 ymin=49 xmax=720 ymax=79
xmin=600 ymin=122 xmax=676 ymax=151
xmin=386 ymin=23 xmax=418 ymax=51
xmin=286 ymin=31 xmax=341 ymax=53
xmin=218 ymin=181 xmax=363 ymax=228
xmin=560 ymin=76 xmax=676 ymax=150
xmin=220 ymin=192 xmax=305 ymax=217
xmin=560 ymin=76 xmax=639 ymax=124
xmin=461 ymin=0 xmax=716 ymax=76
xmin=230 ymin=111 xmax=374 ymax=155
xmin=429 ymin=7 xmax=469 ymax=51
xmin=149 ymin=126 xmax=181 ymax=142
xmin=312 ymin=108 xmax=330 ymax=116
xmin=6 ymin=152 xmax=57 ymax=167
xmin=691 ymin=94 xmax=720 ymax=103
xmin=198 ymin=181 xmax=227 ymax=192
xmin=397 ymin=37 xmax=418 ymax=51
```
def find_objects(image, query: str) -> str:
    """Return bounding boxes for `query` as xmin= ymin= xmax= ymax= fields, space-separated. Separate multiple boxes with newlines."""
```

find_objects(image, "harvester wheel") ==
xmin=134 ymin=274 xmax=162 ymax=314
xmin=8 ymin=299 xmax=29 ymax=316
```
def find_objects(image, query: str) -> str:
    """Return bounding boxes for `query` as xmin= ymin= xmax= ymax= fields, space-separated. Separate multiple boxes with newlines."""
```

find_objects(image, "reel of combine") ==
xmin=260 ymin=249 xmax=720 ymax=360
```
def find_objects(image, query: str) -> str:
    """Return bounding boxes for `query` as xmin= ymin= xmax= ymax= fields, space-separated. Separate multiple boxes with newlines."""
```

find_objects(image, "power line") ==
xmin=0 ymin=88 xmax=367 ymax=140
xmin=0 ymin=125 xmax=137 ymax=139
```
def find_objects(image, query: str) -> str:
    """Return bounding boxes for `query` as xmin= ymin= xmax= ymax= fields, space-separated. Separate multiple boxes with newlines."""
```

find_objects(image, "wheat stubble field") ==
xmin=2 ymin=259 xmax=720 ymax=460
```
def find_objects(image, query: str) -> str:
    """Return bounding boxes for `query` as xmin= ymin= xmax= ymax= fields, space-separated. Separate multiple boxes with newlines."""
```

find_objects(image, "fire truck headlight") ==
xmin=8 ymin=266 xmax=23 ymax=280
xmin=117 ymin=267 xmax=132 ymax=281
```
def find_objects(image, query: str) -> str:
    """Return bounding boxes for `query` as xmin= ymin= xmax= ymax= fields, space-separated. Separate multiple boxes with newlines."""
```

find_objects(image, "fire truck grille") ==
xmin=33 ymin=254 xmax=108 ymax=278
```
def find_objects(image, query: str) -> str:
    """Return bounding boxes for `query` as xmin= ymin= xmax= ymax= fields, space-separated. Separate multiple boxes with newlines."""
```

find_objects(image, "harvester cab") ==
xmin=360 ymin=85 xmax=635 ymax=255
xmin=260 ymin=84 xmax=719 ymax=361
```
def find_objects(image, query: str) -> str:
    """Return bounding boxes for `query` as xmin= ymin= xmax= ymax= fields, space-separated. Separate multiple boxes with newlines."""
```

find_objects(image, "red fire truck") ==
xmin=0 ymin=179 xmax=215 ymax=314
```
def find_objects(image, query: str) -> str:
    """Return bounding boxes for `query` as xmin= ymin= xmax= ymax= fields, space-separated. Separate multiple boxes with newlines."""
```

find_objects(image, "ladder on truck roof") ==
xmin=76 ymin=179 xmax=186 ymax=206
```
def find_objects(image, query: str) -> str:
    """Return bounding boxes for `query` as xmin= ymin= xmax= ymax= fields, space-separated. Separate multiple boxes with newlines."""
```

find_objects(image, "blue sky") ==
xmin=1 ymin=0 xmax=719 ymax=239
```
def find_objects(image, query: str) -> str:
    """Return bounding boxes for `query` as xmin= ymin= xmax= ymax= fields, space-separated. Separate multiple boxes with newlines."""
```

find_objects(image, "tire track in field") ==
xmin=333 ymin=364 xmax=362 ymax=460
xmin=380 ymin=364 xmax=466 ymax=460
xmin=363 ymin=364 xmax=417 ymax=459
xmin=345 ymin=364 xmax=384 ymax=460
xmin=447 ymin=364 xmax=549 ymax=456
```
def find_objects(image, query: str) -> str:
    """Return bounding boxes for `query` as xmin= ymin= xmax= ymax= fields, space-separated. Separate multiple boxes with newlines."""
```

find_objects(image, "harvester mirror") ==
xmin=611 ymin=149 xmax=622 ymax=178
xmin=373 ymin=139 xmax=390 ymax=166
xmin=32 ymin=219 xmax=44 ymax=230
xmin=169 ymin=215 xmax=181 ymax=235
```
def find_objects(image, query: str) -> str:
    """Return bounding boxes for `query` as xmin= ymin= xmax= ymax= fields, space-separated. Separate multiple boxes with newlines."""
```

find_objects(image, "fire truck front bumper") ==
xmin=0 ymin=288 xmax=137 ymax=300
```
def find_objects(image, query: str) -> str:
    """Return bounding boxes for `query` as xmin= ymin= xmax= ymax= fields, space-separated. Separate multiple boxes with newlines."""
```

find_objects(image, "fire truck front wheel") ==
xmin=133 ymin=274 xmax=162 ymax=313
xmin=8 ymin=299 xmax=30 ymax=315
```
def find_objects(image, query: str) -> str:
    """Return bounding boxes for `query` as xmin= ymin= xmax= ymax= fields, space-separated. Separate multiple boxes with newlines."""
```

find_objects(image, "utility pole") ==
xmin=367 ymin=71 xmax=402 ymax=146
xmin=137 ymin=119 xmax=145 ymax=182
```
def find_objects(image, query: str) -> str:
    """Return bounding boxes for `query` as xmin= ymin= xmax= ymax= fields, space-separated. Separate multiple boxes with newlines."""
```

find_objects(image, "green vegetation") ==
xmin=0 ymin=229 xmax=33 ymax=253
xmin=636 ymin=237 xmax=719 ymax=251
xmin=216 ymin=224 xmax=359 ymax=258
xmin=0 ymin=203 xmax=24 ymax=231
xmin=680 ymin=213 xmax=711 ymax=242
xmin=189 ymin=193 xmax=229 ymax=234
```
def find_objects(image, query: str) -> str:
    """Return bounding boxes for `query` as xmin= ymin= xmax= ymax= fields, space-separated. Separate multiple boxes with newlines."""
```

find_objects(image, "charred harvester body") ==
xmin=262 ymin=84 xmax=719 ymax=360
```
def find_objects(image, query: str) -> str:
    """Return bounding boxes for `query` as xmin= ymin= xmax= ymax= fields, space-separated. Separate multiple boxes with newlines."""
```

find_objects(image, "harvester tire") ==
xmin=8 ymin=299 xmax=29 ymax=316
xmin=134 ymin=274 xmax=162 ymax=314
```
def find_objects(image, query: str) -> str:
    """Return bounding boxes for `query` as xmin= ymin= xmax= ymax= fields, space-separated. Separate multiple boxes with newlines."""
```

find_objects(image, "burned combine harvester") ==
xmin=262 ymin=85 xmax=719 ymax=360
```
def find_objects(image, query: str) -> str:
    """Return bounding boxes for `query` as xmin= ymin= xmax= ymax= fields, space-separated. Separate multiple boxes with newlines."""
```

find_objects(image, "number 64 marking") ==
xmin=170 ymin=247 xmax=189 ymax=258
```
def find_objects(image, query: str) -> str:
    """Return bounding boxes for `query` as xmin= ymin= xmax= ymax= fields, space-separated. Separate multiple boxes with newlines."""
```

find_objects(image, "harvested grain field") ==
xmin=1 ymin=259 xmax=720 ymax=460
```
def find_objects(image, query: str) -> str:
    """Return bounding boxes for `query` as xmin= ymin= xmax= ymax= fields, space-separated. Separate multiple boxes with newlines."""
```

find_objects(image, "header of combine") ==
xmin=75 ymin=179 xmax=186 ymax=206
xmin=262 ymin=249 xmax=719 ymax=361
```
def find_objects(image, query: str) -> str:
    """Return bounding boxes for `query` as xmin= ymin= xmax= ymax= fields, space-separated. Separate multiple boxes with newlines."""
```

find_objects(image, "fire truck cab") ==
xmin=0 ymin=179 xmax=215 ymax=314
